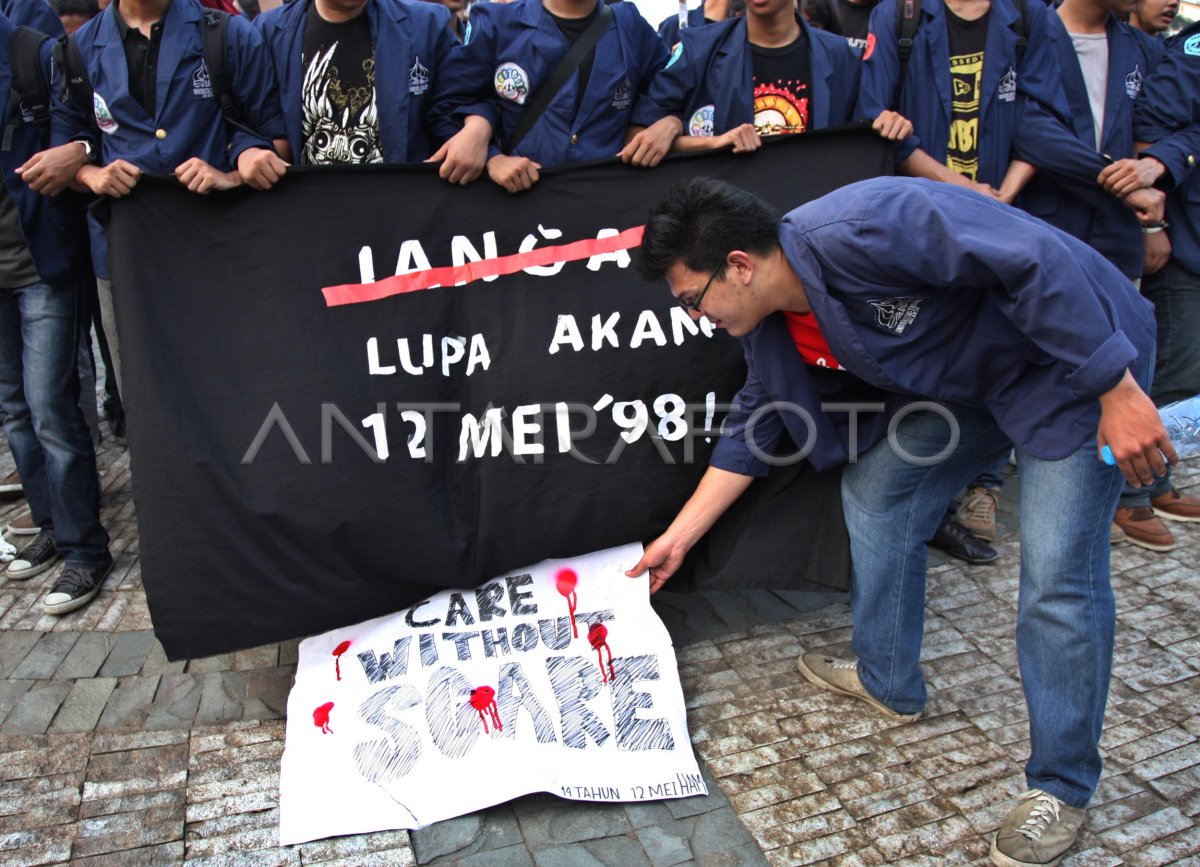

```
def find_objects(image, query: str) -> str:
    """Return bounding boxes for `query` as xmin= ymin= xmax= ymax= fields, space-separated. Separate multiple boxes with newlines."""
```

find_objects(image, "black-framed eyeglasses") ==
xmin=676 ymin=264 xmax=723 ymax=313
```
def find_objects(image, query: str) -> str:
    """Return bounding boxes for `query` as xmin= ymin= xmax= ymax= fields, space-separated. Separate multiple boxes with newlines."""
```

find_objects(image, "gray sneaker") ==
xmin=957 ymin=485 xmax=1000 ymax=541
xmin=796 ymin=652 xmax=922 ymax=722
xmin=991 ymin=789 xmax=1086 ymax=867
xmin=4 ymin=531 xmax=60 ymax=581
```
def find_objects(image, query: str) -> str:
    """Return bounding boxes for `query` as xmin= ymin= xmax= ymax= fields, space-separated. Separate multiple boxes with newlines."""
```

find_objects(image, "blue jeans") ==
xmin=1118 ymin=262 xmax=1199 ymax=509
xmin=0 ymin=281 xmax=108 ymax=564
xmin=842 ymin=402 xmax=1127 ymax=809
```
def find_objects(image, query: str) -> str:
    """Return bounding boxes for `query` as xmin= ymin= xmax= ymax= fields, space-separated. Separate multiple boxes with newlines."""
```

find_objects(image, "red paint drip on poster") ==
xmin=332 ymin=640 xmax=351 ymax=681
xmin=469 ymin=685 xmax=502 ymax=733
xmin=556 ymin=568 xmax=579 ymax=639
xmin=313 ymin=701 xmax=334 ymax=734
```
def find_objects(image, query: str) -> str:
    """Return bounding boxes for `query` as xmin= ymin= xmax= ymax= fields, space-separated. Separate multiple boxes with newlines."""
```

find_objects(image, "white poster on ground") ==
xmin=278 ymin=543 xmax=707 ymax=844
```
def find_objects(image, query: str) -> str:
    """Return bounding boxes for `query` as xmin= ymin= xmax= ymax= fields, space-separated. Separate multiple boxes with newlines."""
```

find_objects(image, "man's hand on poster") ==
xmin=238 ymin=147 xmax=289 ymax=191
xmin=1121 ymin=187 xmax=1166 ymax=224
xmin=78 ymin=159 xmax=141 ymax=197
xmin=486 ymin=154 xmax=541 ymax=193
xmin=625 ymin=532 xmax=690 ymax=594
xmin=1144 ymin=229 xmax=1171 ymax=275
xmin=618 ymin=117 xmax=682 ymax=167
xmin=872 ymin=110 xmax=913 ymax=142
xmin=1097 ymin=370 xmax=1177 ymax=487
xmin=427 ymin=115 xmax=492 ymax=185
xmin=16 ymin=142 xmax=91 ymax=196
xmin=1098 ymin=157 xmax=1164 ymax=197
xmin=175 ymin=157 xmax=240 ymax=195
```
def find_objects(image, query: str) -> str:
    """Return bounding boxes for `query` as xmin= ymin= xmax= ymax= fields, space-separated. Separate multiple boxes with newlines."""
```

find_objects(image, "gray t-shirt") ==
xmin=1068 ymin=30 xmax=1108 ymax=151
xmin=0 ymin=186 xmax=39 ymax=290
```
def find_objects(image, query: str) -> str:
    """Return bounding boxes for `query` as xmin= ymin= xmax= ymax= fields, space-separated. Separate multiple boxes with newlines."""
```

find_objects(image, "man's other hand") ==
xmin=78 ymin=160 xmax=141 ymax=197
xmin=237 ymin=147 xmax=288 ymax=190
xmin=625 ymin=533 xmax=688 ymax=594
xmin=1098 ymin=370 xmax=1177 ymax=487
xmin=427 ymin=115 xmax=492 ymax=185
xmin=872 ymin=110 xmax=913 ymax=141
xmin=618 ymin=117 xmax=682 ymax=167
xmin=486 ymin=153 xmax=541 ymax=193
xmin=1122 ymin=187 xmax=1166 ymax=224
xmin=1143 ymin=229 xmax=1171 ymax=275
xmin=16 ymin=142 xmax=90 ymax=196
xmin=175 ymin=157 xmax=239 ymax=195
xmin=1098 ymin=157 xmax=1164 ymax=197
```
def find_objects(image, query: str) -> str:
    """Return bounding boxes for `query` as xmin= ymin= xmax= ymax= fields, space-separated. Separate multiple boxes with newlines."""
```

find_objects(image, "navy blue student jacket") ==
xmin=50 ymin=0 xmax=285 ymax=169
xmin=256 ymin=0 xmax=456 ymax=163
xmin=854 ymin=0 xmax=1063 ymax=187
xmin=709 ymin=178 xmax=1155 ymax=477
xmin=1012 ymin=14 xmax=1162 ymax=278
xmin=1134 ymin=21 xmax=1200 ymax=275
xmin=632 ymin=16 xmax=861 ymax=137
xmin=0 ymin=13 xmax=88 ymax=286
xmin=657 ymin=5 xmax=707 ymax=49
xmin=0 ymin=0 xmax=63 ymax=35
xmin=428 ymin=0 xmax=668 ymax=167
xmin=50 ymin=0 xmax=285 ymax=278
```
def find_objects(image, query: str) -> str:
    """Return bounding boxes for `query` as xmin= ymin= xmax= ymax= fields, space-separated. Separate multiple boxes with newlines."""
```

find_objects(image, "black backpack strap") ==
xmin=200 ymin=10 xmax=236 ymax=123
xmin=8 ymin=25 xmax=52 ymax=144
xmin=506 ymin=2 xmax=613 ymax=155
xmin=894 ymin=0 xmax=920 ymax=106
xmin=1013 ymin=0 xmax=1029 ymax=68
xmin=55 ymin=32 xmax=96 ymax=123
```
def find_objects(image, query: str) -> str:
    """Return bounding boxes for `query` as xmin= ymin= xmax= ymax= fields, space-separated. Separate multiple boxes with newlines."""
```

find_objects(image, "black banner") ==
xmin=110 ymin=128 xmax=891 ymax=659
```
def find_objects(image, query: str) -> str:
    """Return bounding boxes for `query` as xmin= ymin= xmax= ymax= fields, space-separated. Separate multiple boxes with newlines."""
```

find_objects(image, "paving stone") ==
xmin=517 ymin=801 xmax=631 ymax=850
xmin=71 ymin=840 xmax=185 ymax=866
xmin=55 ymin=633 xmax=119 ymax=680
xmin=97 ymin=631 xmax=157 ymax=677
xmin=0 ymin=826 xmax=75 ymax=865
xmin=636 ymin=822 xmax=694 ymax=866
xmin=195 ymin=671 xmax=248 ymax=725
xmin=296 ymin=828 xmax=413 ymax=865
xmin=10 ymin=632 xmax=79 ymax=680
xmin=1 ymin=680 xmax=72 ymax=734
xmin=49 ymin=677 xmax=117 ymax=733
xmin=95 ymin=675 xmax=160 ymax=731
xmin=0 ymin=680 xmax=32 ymax=728
xmin=139 ymin=640 xmax=186 ymax=676
xmin=440 ymin=843 xmax=533 ymax=867
xmin=82 ymin=742 xmax=189 ymax=801
xmin=0 ymin=631 xmax=41 ymax=679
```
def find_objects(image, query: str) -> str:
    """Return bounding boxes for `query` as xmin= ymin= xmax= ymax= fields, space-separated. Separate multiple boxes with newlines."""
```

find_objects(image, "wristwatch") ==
xmin=75 ymin=138 xmax=96 ymax=163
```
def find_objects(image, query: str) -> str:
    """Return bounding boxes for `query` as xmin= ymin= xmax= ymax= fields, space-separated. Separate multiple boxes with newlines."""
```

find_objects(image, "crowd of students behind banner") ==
xmin=0 ymin=0 xmax=1196 ymax=617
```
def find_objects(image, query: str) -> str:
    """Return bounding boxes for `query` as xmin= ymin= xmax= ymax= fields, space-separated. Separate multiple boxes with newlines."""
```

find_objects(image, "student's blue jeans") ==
xmin=841 ymin=401 xmax=1128 ymax=809
xmin=0 ymin=281 xmax=108 ymax=564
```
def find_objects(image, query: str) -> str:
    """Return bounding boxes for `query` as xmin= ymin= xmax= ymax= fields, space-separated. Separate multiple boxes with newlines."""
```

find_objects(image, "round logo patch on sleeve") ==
xmin=862 ymin=32 xmax=877 ymax=61
xmin=494 ymin=62 xmax=530 ymax=105
xmin=1184 ymin=33 xmax=1200 ymax=56
xmin=93 ymin=93 xmax=119 ymax=134
xmin=689 ymin=105 xmax=715 ymax=137
xmin=666 ymin=42 xmax=683 ymax=69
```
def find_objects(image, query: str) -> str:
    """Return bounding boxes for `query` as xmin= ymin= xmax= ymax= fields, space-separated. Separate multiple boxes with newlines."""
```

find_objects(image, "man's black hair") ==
xmin=638 ymin=177 xmax=780 ymax=283
xmin=54 ymin=0 xmax=100 ymax=17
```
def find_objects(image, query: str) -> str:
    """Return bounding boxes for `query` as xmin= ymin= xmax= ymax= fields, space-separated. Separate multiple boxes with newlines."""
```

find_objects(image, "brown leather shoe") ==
xmin=1113 ymin=506 xmax=1177 ymax=552
xmin=1151 ymin=489 xmax=1200 ymax=523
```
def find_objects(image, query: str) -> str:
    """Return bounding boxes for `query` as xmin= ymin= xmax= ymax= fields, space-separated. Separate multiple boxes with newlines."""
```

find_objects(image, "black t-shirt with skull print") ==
xmin=301 ymin=4 xmax=382 ymax=165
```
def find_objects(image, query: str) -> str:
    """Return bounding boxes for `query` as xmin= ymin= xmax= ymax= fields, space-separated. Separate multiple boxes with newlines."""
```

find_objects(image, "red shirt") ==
xmin=783 ymin=311 xmax=844 ymax=370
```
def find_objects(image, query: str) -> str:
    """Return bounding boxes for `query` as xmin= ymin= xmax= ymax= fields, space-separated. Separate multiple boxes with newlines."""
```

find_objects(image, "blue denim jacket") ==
xmin=710 ymin=178 xmax=1156 ymax=477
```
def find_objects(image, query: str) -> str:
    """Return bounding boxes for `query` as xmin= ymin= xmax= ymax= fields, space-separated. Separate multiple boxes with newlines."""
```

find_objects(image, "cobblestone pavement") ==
xmin=0 ymin=440 xmax=1197 ymax=866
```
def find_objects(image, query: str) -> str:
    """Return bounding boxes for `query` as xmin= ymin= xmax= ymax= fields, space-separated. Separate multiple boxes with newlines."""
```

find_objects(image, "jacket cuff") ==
xmin=709 ymin=437 xmax=771 ymax=478
xmin=1064 ymin=330 xmax=1138 ymax=400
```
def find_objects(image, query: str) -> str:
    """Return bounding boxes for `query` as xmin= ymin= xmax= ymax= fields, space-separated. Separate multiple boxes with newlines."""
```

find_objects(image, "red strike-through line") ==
xmin=322 ymin=225 xmax=645 ymax=307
